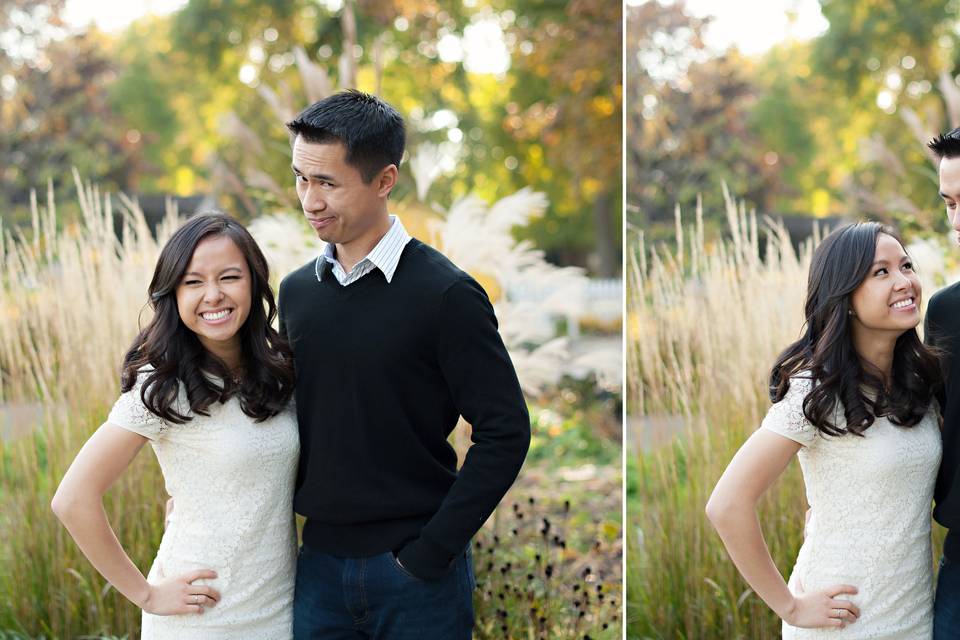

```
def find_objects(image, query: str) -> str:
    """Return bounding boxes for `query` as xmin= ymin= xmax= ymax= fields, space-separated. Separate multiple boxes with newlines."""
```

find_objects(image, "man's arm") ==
xmin=277 ymin=277 xmax=288 ymax=340
xmin=924 ymin=296 xmax=948 ymax=412
xmin=397 ymin=277 xmax=531 ymax=580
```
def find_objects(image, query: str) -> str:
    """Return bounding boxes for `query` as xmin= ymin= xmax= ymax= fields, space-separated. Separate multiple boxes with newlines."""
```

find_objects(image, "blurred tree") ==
xmin=109 ymin=13 xmax=251 ymax=203
xmin=747 ymin=44 xmax=817 ymax=213
xmin=627 ymin=0 xmax=703 ymax=235
xmin=813 ymin=0 xmax=957 ymax=95
xmin=171 ymin=0 xmax=304 ymax=71
xmin=747 ymin=42 xmax=851 ymax=221
xmin=161 ymin=0 xmax=487 ymax=213
xmin=808 ymin=0 xmax=960 ymax=232
xmin=0 ymin=0 xmax=66 ymax=68
xmin=505 ymin=0 xmax=622 ymax=275
xmin=0 ymin=18 xmax=137 ymax=223
xmin=1 ymin=0 xmax=620 ymax=272
xmin=160 ymin=0 xmax=620 ymax=272
xmin=627 ymin=0 xmax=775 ymax=239
xmin=628 ymin=0 xmax=960 ymax=239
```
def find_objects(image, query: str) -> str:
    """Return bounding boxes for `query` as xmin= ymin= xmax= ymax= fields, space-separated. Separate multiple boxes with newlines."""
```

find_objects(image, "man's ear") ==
xmin=376 ymin=164 xmax=399 ymax=198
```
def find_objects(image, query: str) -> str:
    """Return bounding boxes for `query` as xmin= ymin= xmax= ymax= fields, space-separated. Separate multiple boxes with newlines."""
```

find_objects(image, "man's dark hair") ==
xmin=286 ymin=90 xmax=405 ymax=183
xmin=928 ymin=126 xmax=960 ymax=159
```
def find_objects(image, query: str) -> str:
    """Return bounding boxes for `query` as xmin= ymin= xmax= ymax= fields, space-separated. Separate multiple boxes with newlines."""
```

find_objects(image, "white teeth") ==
xmin=892 ymin=298 xmax=913 ymax=309
xmin=202 ymin=309 xmax=231 ymax=320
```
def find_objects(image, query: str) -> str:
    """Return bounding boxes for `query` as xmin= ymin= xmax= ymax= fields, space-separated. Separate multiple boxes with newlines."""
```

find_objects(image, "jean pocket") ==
xmin=464 ymin=547 xmax=476 ymax=591
xmin=389 ymin=551 xmax=423 ymax=581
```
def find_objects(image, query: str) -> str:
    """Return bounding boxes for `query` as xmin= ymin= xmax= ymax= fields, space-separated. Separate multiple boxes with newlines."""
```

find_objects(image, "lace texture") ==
xmin=107 ymin=375 xmax=168 ymax=440
xmin=763 ymin=376 xmax=941 ymax=639
xmin=108 ymin=374 xmax=299 ymax=639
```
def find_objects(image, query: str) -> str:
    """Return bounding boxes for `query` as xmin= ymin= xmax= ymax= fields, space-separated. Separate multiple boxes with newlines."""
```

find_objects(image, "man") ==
xmin=278 ymin=90 xmax=531 ymax=639
xmin=924 ymin=127 xmax=960 ymax=639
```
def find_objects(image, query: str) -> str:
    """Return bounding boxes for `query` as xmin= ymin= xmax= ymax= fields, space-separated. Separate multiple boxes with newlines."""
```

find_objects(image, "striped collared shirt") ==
xmin=315 ymin=215 xmax=412 ymax=286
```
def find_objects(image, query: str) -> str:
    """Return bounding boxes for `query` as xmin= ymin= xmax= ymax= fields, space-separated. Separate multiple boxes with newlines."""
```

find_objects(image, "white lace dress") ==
xmin=762 ymin=376 xmax=940 ymax=639
xmin=107 ymin=372 xmax=299 ymax=639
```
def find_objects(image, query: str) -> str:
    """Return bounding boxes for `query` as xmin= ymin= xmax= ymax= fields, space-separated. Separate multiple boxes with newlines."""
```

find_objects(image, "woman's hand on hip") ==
xmin=783 ymin=583 xmax=859 ymax=629
xmin=142 ymin=569 xmax=221 ymax=615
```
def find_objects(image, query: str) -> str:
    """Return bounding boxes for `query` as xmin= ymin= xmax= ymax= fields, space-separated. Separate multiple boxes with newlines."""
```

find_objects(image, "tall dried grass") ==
xmin=0 ymin=173 xmax=177 ymax=636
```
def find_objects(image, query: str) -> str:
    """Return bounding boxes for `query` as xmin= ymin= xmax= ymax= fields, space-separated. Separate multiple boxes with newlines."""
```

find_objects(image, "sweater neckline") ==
xmin=315 ymin=240 xmax=420 ymax=295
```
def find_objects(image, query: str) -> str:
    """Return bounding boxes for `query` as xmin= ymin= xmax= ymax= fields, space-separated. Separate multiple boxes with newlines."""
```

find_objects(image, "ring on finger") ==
xmin=835 ymin=608 xmax=843 ymax=618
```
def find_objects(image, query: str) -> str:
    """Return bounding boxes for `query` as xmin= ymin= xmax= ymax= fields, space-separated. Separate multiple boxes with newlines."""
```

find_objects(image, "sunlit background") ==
xmin=3 ymin=0 xmax=621 ymax=274
xmin=628 ymin=0 xmax=960 ymax=242
xmin=628 ymin=1 xmax=960 ymax=637
xmin=1 ymin=2 xmax=623 ymax=638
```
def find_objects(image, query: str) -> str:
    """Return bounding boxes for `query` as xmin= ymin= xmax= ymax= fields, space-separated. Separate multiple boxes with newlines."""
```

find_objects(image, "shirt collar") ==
xmin=318 ymin=215 xmax=411 ymax=283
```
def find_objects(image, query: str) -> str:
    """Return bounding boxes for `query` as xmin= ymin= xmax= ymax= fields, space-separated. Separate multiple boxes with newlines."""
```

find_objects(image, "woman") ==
xmin=52 ymin=214 xmax=298 ymax=638
xmin=706 ymin=222 xmax=942 ymax=637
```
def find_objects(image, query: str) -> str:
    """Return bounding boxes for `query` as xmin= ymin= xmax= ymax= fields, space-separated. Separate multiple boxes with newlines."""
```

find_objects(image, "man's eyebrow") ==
xmin=940 ymin=191 xmax=956 ymax=200
xmin=291 ymin=165 xmax=335 ymax=181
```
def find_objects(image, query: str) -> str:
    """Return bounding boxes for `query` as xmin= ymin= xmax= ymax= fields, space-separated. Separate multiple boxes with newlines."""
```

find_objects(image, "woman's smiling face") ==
xmin=175 ymin=234 xmax=252 ymax=362
xmin=849 ymin=232 xmax=921 ymax=336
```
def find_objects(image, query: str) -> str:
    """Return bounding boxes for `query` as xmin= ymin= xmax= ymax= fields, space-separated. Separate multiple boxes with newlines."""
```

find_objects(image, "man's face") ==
xmin=291 ymin=136 xmax=393 ymax=247
xmin=939 ymin=155 xmax=960 ymax=242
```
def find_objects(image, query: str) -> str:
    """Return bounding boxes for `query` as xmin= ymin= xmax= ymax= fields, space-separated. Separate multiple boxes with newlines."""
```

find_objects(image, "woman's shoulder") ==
xmin=109 ymin=365 xmax=168 ymax=440
xmin=111 ymin=364 xmax=198 ymax=435
xmin=772 ymin=371 xmax=816 ymax=406
xmin=128 ymin=364 xmax=190 ymax=402
xmin=761 ymin=372 xmax=817 ymax=445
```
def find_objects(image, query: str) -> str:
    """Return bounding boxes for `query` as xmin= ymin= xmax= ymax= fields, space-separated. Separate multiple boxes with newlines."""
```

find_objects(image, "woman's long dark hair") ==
xmin=770 ymin=222 xmax=941 ymax=436
xmin=121 ymin=213 xmax=294 ymax=424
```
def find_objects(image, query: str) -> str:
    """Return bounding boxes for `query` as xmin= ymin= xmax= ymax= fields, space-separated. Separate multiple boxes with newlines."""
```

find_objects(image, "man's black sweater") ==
xmin=925 ymin=281 xmax=960 ymax=560
xmin=278 ymin=238 xmax=531 ymax=580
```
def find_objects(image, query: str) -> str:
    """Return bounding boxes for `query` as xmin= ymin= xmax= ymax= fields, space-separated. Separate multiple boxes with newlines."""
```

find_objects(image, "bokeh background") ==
xmin=628 ymin=0 xmax=960 ymax=637
xmin=0 ymin=1 xmax=623 ymax=638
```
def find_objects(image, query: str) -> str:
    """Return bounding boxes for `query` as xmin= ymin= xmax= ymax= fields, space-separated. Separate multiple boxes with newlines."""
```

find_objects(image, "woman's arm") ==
xmin=705 ymin=428 xmax=859 ymax=629
xmin=51 ymin=423 xmax=220 ymax=615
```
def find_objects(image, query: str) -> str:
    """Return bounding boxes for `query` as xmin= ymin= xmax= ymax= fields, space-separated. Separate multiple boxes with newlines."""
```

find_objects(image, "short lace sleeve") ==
xmin=107 ymin=372 xmax=166 ymax=441
xmin=761 ymin=375 xmax=817 ymax=446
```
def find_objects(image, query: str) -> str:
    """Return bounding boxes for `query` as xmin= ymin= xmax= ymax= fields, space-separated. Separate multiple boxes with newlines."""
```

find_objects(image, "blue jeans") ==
xmin=293 ymin=544 xmax=475 ymax=639
xmin=935 ymin=555 xmax=960 ymax=639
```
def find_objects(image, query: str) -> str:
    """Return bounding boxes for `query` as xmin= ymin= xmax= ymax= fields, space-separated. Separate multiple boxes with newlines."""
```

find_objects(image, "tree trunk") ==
xmin=592 ymin=188 xmax=619 ymax=277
